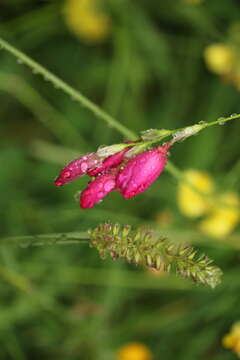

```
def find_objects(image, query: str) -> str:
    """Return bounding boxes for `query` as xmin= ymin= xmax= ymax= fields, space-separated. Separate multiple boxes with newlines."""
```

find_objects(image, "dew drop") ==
xmin=80 ymin=162 xmax=88 ymax=172
xmin=230 ymin=113 xmax=238 ymax=117
xmin=97 ymin=191 xmax=104 ymax=198
xmin=218 ymin=117 xmax=226 ymax=125
xmin=104 ymin=180 xmax=115 ymax=192
xmin=63 ymin=171 xmax=71 ymax=179
xmin=32 ymin=69 xmax=39 ymax=74
xmin=198 ymin=121 xmax=206 ymax=124
xmin=17 ymin=58 xmax=23 ymax=64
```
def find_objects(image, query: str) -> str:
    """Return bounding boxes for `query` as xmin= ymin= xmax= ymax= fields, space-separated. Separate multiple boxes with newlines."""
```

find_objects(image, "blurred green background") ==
xmin=0 ymin=0 xmax=240 ymax=359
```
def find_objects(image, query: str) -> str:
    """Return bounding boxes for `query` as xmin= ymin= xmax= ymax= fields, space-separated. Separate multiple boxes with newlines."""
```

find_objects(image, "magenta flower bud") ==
xmin=116 ymin=144 xmax=170 ymax=199
xmin=80 ymin=172 xmax=117 ymax=209
xmin=87 ymin=147 xmax=129 ymax=177
xmin=54 ymin=152 xmax=101 ymax=187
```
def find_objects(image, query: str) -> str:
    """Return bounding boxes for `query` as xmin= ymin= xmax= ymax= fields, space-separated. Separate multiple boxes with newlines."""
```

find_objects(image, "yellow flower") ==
xmin=204 ymin=43 xmax=235 ymax=75
xmin=199 ymin=192 xmax=240 ymax=238
xmin=117 ymin=342 xmax=152 ymax=360
xmin=182 ymin=0 xmax=204 ymax=4
xmin=178 ymin=170 xmax=215 ymax=218
xmin=63 ymin=0 xmax=111 ymax=44
xmin=222 ymin=322 xmax=240 ymax=356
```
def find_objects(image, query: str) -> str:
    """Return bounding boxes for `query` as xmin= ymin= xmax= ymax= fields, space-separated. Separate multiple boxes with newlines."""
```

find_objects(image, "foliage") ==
xmin=0 ymin=0 xmax=240 ymax=359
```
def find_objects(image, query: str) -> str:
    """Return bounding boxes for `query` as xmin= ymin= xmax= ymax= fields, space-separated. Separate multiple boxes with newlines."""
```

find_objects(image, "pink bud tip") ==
xmin=80 ymin=172 xmax=117 ymax=209
xmin=87 ymin=146 xmax=132 ymax=177
xmin=116 ymin=145 xmax=170 ymax=199
xmin=54 ymin=152 xmax=101 ymax=186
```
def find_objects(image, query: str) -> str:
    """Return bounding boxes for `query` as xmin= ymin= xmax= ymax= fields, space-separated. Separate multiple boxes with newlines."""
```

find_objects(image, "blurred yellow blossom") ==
xmin=63 ymin=0 xmax=111 ymax=44
xmin=117 ymin=342 xmax=152 ymax=360
xmin=204 ymin=43 xmax=235 ymax=76
xmin=178 ymin=170 xmax=215 ymax=218
xmin=199 ymin=192 xmax=240 ymax=238
xmin=222 ymin=322 xmax=240 ymax=357
xmin=182 ymin=0 xmax=204 ymax=4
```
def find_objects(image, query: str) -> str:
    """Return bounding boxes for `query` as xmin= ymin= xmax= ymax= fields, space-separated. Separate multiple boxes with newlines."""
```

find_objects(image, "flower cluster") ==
xmin=222 ymin=322 xmax=240 ymax=357
xmin=63 ymin=0 xmax=111 ymax=44
xmin=89 ymin=223 xmax=222 ymax=288
xmin=178 ymin=169 xmax=240 ymax=238
xmin=55 ymin=143 xmax=171 ymax=209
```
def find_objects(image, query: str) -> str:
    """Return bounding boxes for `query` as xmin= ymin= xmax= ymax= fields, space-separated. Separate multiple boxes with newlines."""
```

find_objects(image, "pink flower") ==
xmin=54 ymin=141 xmax=171 ymax=209
xmin=87 ymin=147 xmax=130 ymax=176
xmin=80 ymin=172 xmax=117 ymax=208
xmin=116 ymin=144 xmax=170 ymax=199
xmin=54 ymin=152 xmax=101 ymax=186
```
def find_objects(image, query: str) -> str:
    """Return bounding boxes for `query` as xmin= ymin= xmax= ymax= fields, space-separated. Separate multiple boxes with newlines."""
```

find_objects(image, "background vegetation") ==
xmin=0 ymin=0 xmax=240 ymax=359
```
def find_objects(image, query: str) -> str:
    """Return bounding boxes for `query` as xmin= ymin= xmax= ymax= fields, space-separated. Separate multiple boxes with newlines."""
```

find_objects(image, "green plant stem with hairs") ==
xmin=0 ymin=38 xmax=136 ymax=140
xmin=0 ymin=37 xmax=239 ymax=143
xmin=1 ymin=232 xmax=89 ymax=248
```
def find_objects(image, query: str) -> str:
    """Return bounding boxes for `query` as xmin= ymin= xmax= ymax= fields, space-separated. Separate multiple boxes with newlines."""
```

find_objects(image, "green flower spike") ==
xmin=89 ymin=223 xmax=222 ymax=288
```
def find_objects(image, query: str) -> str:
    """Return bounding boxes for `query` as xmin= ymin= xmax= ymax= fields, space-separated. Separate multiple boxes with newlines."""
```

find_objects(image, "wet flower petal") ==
xmin=80 ymin=172 xmax=117 ymax=208
xmin=88 ymin=147 xmax=129 ymax=176
xmin=117 ymin=145 xmax=170 ymax=199
xmin=54 ymin=152 xmax=101 ymax=186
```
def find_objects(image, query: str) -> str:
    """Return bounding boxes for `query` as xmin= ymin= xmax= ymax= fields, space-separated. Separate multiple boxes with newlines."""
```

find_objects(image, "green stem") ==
xmin=1 ymin=232 xmax=89 ymax=248
xmin=203 ymin=114 xmax=240 ymax=128
xmin=145 ymin=114 xmax=240 ymax=146
xmin=0 ymin=37 xmax=136 ymax=140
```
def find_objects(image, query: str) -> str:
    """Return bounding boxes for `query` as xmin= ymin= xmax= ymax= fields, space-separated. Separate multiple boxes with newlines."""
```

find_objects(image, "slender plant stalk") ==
xmin=0 ymin=37 xmax=136 ymax=140
xmin=2 ymin=37 xmax=239 ymax=142
xmin=1 ymin=232 xmax=89 ymax=248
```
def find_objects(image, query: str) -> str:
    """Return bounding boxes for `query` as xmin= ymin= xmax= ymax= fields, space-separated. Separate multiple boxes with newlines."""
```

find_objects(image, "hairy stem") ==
xmin=0 ymin=37 xmax=136 ymax=140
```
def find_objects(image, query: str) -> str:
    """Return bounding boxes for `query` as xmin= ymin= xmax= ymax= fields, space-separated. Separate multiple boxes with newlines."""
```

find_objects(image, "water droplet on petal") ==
xmin=63 ymin=171 xmax=71 ymax=179
xmin=104 ymin=180 xmax=115 ymax=192
xmin=97 ymin=191 xmax=104 ymax=198
xmin=80 ymin=162 xmax=88 ymax=172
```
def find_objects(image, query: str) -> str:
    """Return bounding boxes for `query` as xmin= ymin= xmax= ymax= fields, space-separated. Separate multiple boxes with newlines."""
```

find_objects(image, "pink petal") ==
xmin=80 ymin=172 xmax=117 ymax=209
xmin=117 ymin=145 xmax=170 ymax=199
xmin=54 ymin=153 xmax=101 ymax=186
xmin=87 ymin=146 xmax=132 ymax=177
